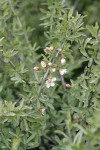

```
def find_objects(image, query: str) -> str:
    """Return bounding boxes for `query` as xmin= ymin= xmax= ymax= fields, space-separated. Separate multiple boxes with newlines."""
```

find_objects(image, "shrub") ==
xmin=0 ymin=0 xmax=100 ymax=149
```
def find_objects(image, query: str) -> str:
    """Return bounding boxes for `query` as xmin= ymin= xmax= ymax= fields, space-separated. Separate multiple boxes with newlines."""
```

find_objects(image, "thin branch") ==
xmin=59 ymin=42 xmax=66 ymax=91
xmin=72 ymin=0 xmax=80 ymax=11
xmin=59 ymin=73 xmax=66 ymax=91
xmin=4 ymin=0 xmax=36 ymax=86
xmin=8 ymin=0 xmax=36 ymax=62
xmin=38 ymin=68 xmax=50 ymax=94
xmin=5 ymin=23 xmax=12 ymax=42
xmin=2 ymin=18 xmax=30 ymax=85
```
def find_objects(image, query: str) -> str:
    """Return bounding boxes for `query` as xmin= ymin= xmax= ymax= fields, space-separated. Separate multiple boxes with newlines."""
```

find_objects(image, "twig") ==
xmin=59 ymin=42 xmax=66 ymax=91
xmin=38 ymin=68 xmax=50 ymax=94
xmin=59 ymin=73 xmax=66 ymax=91
xmin=4 ymin=0 xmax=36 ymax=86
xmin=8 ymin=0 xmax=36 ymax=62
xmin=5 ymin=23 xmax=12 ymax=42
xmin=72 ymin=0 xmax=80 ymax=11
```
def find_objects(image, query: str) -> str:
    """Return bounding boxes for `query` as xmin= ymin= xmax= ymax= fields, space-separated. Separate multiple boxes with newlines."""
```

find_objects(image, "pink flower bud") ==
xmin=58 ymin=48 xmax=62 ymax=52
xmin=65 ymin=83 xmax=72 ymax=88
xmin=33 ymin=66 xmax=40 ymax=71
xmin=48 ymin=62 xmax=52 ymax=66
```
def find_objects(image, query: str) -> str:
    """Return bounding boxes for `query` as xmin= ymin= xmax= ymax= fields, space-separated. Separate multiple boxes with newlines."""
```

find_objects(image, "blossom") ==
xmin=44 ymin=46 xmax=54 ymax=53
xmin=65 ymin=83 xmax=72 ymax=88
xmin=51 ymin=68 xmax=56 ymax=73
xmin=33 ymin=66 xmax=40 ymax=71
xmin=48 ymin=62 xmax=52 ymax=66
xmin=44 ymin=47 xmax=49 ymax=53
xmin=49 ymin=46 xmax=54 ymax=51
xmin=59 ymin=68 xmax=67 ymax=75
xmin=61 ymin=58 xmax=66 ymax=64
xmin=46 ymin=77 xmax=56 ymax=88
xmin=58 ymin=48 xmax=62 ymax=52
xmin=41 ymin=61 xmax=46 ymax=68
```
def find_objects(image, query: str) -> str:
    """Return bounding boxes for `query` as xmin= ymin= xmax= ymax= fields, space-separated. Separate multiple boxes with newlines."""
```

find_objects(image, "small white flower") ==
xmin=59 ymin=68 xmax=67 ymax=75
xmin=61 ymin=58 xmax=66 ymax=64
xmin=49 ymin=46 xmax=54 ymax=51
xmin=48 ymin=62 xmax=52 ymax=66
xmin=51 ymin=68 xmax=56 ymax=73
xmin=33 ymin=66 xmax=40 ymax=71
xmin=41 ymin=61 xmax=46 ymax=68
xmin=52 ymin=77 xmax=56 ymax=81
xmin=46 ymin=77 xmax=56 ymax=88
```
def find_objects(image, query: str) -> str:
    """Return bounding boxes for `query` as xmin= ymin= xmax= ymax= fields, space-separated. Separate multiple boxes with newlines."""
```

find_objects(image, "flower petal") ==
xmin=52 ymin=77 xmax=56 ymax=81
xmin=51 ymin=82 xmax=55 ymax=87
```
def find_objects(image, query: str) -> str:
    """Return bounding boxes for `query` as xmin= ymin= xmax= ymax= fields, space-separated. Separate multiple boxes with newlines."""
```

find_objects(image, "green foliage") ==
xmin=0 ymin=0 xmax=100 ymax=150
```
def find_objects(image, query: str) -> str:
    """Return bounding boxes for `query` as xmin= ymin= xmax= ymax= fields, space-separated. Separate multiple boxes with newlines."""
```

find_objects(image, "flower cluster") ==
xmin=34 ymin=46 xmax=71 ymax=88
